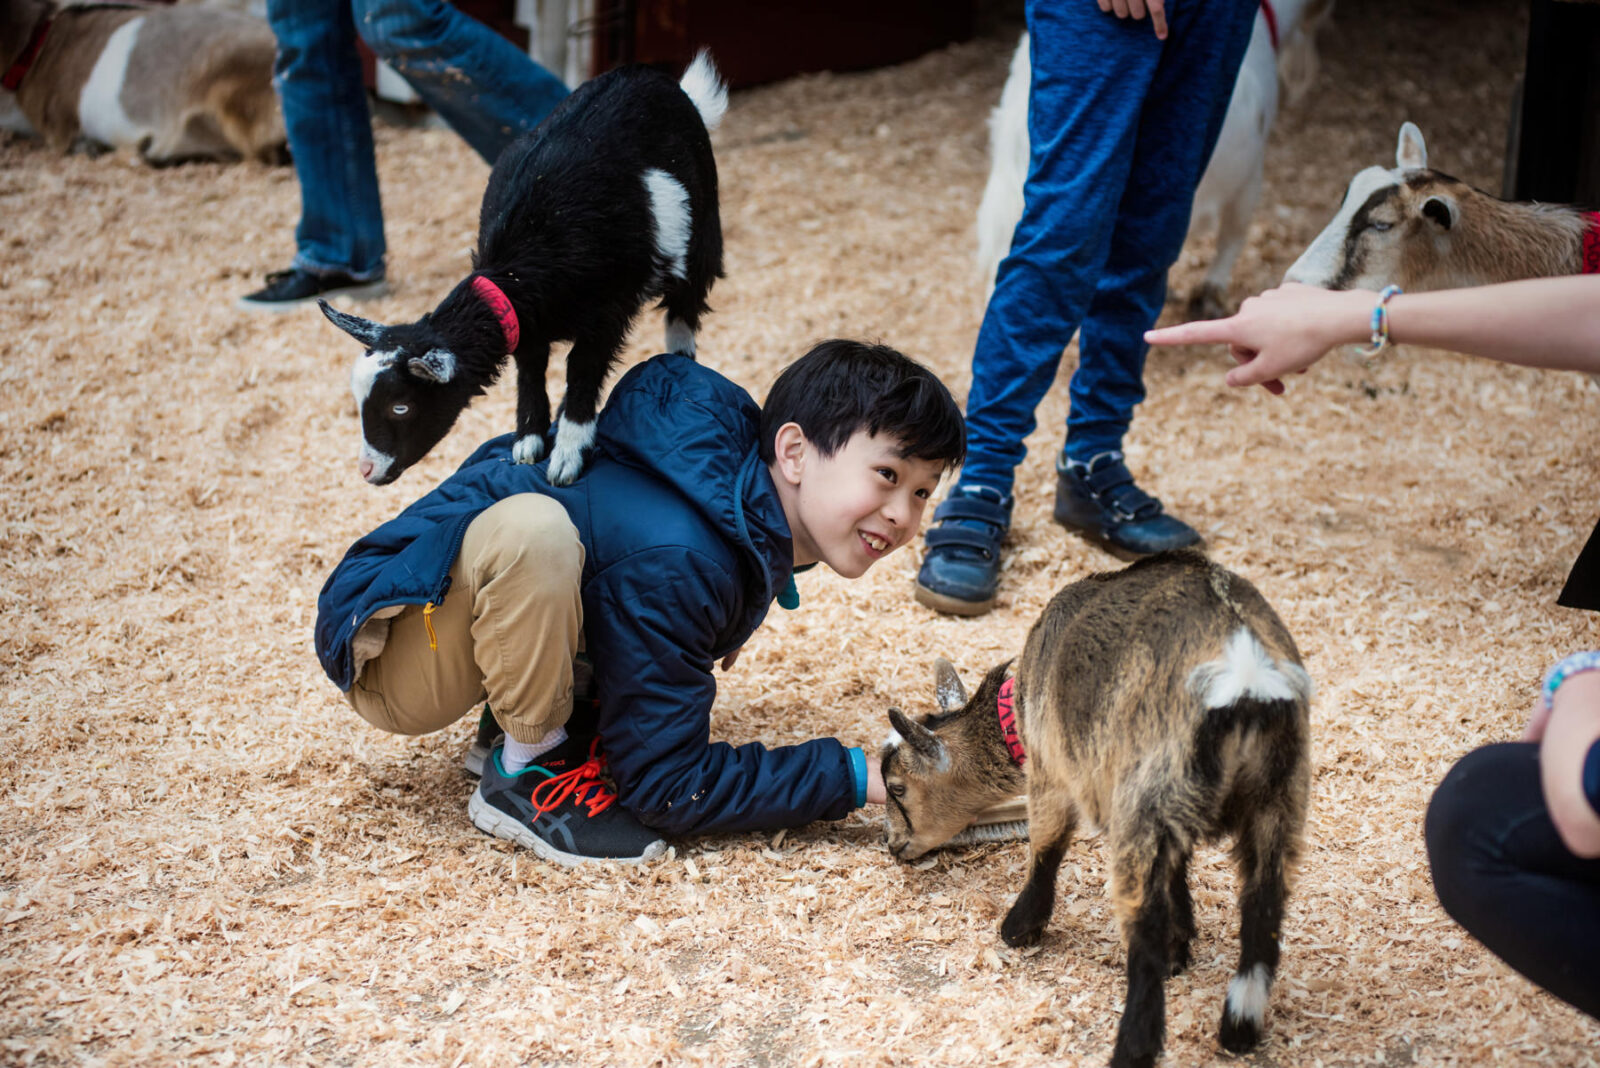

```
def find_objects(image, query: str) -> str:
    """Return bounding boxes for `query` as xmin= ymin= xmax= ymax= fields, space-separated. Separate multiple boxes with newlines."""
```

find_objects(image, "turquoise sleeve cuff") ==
xmin=847 ymin=746 xmax=868 ymax=809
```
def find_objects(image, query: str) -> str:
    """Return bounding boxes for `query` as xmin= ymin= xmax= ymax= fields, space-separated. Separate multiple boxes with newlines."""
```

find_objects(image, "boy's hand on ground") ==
xmin=865 ymin=759 xmax=886 ymax=805
xmin=1097 ymin=0 xmax=1168 ymax=39
xmin=719 ymin=647 xmax=742 ymax=671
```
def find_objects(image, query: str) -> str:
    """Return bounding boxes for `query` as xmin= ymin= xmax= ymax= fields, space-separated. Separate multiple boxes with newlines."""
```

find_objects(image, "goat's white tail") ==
xmin=1189 ymin=628 xmax=1313 ymax=710
xmin=679 ymin=50 xmax=728 ymax=132
xmin=974 ymin=31 xmax=1030 ymax=297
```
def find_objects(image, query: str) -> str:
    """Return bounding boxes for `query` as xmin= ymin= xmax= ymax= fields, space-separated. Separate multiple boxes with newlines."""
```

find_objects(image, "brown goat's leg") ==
xmin=999 ymin=798 xmax=1075 ymax=947
xmin=1166 ymin=852 xmax=1195 ymax=977
xmin=1218 ymin=819 xmax=1290 ymax=1055
xmin=1110 ymin=838 xmax=1176 ymax=1068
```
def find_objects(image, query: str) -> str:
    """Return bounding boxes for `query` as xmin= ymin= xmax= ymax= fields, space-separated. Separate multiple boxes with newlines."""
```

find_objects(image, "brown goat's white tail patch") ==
xmin=1189 ymin=628 xmax=1313 ymax=710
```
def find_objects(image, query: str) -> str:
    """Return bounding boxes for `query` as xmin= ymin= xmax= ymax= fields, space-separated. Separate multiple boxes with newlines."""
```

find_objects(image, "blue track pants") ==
xmin=959 ymin=0 xmax=1257 ymax=494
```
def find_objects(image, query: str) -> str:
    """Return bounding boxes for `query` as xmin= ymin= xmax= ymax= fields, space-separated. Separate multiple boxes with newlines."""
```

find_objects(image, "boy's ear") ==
xmin=772 ymin=422 xmax=810 ymax=486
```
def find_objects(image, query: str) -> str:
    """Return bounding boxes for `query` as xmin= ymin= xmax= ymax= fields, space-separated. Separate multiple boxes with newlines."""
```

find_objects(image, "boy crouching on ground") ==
xmin=314 ymin=341 xmax=965 ymax=865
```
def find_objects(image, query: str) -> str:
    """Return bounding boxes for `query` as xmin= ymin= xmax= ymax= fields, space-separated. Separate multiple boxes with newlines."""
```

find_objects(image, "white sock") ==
xmin=501 ymin=727 xmax=568 ymax=774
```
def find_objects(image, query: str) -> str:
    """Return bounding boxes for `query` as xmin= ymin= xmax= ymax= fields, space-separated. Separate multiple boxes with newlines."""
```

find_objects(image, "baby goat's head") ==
xmin=322 ymin=302 xmax=478 ymax=485
xmin=881 ymin=658 xmax=1019 ymax=861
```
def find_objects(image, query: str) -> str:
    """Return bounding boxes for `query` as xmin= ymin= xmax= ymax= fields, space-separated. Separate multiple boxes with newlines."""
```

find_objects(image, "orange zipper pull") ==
xmin=422 ymin=602 xmax=438 ymax=651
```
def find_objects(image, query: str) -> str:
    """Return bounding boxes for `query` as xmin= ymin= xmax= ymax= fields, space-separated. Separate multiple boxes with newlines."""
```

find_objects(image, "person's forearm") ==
xmin=1386 ymin=276 xmax=1600 ymax=373
xmin=1540 ymin=670 xmax=1600 ymax=858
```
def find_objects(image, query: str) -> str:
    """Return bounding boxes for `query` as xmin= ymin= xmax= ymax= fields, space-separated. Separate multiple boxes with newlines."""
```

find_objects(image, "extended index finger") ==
xmin=1144 ymin=318 xmax=1238 ymax=347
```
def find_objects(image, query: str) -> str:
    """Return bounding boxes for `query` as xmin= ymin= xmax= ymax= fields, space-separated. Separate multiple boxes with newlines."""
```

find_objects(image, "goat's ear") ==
xmin=888 ymin=706 xmax=946 ymax=768
xmin=407 ymin=348 xmax=458 ymax=384
xmin=933 ymin=657 xmax=968 ymax=713
xmin=1420 ymin=194 xmax=1456 ymax=231
xmin=1395 ymin=121 xmax=1428 ymax=171
xmin=318 ymin=300 xmax=386 ymax=348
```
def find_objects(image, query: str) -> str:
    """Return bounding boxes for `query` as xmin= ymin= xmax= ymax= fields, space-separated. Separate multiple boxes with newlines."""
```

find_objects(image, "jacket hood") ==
xmin=595 ymin=354 xmax=793 ymax=612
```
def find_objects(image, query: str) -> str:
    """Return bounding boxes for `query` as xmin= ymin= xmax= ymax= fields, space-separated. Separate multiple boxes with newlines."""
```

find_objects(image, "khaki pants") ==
xmin=348 ymin=494 xmax=583 ymax=745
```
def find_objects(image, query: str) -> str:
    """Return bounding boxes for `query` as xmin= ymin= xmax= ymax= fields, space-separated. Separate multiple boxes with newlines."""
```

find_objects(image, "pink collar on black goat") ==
xmin=470 ymin=276 xmax=520 ymax=354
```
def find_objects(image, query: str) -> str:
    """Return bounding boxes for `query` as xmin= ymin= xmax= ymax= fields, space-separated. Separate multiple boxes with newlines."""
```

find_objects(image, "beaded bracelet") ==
xmin=1541 ymin=650 xmax=1600 ymax=713
xmin=1355 ymin=284 xmax=1404 ymax=366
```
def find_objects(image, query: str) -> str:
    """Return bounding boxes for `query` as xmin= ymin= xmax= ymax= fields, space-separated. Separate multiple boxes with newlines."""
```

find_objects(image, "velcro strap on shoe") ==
xmin=931 ymin=495 xmax=1009 ymax=527
xmin=1079 ymin=460 xmax=1161 ymax=522
xmin=924 ymin=523 xmax=1002 ymax=556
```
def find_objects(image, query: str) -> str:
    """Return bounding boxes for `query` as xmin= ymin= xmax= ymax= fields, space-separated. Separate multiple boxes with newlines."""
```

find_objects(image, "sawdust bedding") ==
xmin=3 ymin=0 xmax=1599 ymax=1064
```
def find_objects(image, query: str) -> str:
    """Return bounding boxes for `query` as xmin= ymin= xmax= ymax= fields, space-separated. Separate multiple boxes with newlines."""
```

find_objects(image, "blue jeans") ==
xmin=265 ymin=0 xmax=570 ymax=278
xmin=958 ymin=0 xmax=1256 ymax=494
xmin=1426 ymin=743 xmax=1600 ymax=1019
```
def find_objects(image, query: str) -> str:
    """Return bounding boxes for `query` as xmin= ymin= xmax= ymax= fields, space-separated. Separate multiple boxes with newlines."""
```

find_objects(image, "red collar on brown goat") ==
xmin=1 ymin=11 xmax=52 ymax=91
xmin=995 ymin=676 xmax=1025 ymax=766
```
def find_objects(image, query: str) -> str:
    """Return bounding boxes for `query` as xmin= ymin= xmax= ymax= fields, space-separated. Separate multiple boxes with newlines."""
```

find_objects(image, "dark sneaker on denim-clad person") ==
xmin=1053 ymin=451 xmax=1200 ymax=558
xmin=469 ymin=733 xmax=667 ymax=865
xmin=236 ymin=267 xmax=390 ymax=312
xmin=914 ymin=485 xmax=1012 ymax=616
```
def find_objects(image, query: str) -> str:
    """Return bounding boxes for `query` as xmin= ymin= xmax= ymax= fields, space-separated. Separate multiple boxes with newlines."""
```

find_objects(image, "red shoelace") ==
xmin=527 ymin=738 xmax=618 ymax=817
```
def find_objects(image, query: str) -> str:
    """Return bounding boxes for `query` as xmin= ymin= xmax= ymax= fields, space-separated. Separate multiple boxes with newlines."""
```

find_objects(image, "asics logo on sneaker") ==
xmin=535 ymin=812 xmax=578 ymax=853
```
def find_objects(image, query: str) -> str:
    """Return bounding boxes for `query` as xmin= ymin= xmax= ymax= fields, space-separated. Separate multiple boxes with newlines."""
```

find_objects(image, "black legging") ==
xmin=1426 ymin=742 xmax=1600 ymax=1018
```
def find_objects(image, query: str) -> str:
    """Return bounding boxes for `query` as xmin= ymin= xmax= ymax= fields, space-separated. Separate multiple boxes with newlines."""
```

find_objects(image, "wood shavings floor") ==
xmin=3 ymin=0 xmax=1598 ymax=1064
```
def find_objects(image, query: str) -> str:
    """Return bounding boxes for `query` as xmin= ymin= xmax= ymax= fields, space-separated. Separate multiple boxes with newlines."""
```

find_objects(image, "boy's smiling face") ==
xmin=770 ymin=425 xmax=945 ymax=578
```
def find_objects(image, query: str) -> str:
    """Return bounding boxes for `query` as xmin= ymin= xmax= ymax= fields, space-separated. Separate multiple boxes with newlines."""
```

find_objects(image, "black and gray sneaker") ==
xmin=468 ymin=735 xmax=666 ymax=866
xmin=236 ymin=267 xmax=389 ymax=312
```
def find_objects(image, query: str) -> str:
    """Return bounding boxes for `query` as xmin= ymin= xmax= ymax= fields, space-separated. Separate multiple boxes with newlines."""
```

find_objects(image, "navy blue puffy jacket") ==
xmin=315 ymin=355 xmax=859 ymax=834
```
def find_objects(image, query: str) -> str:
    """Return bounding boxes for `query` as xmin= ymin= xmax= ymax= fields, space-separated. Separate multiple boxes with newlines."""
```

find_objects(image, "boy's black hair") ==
xmin=759 ymin=339 xmax=966 ymax=470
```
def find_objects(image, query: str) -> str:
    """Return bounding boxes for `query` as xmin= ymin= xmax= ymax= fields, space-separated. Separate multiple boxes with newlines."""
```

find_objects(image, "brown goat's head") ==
xmin=881 ymin=658 xmax=1018 ymax=861
xmin=1284 ymin=121 xmax=1472 ymax=291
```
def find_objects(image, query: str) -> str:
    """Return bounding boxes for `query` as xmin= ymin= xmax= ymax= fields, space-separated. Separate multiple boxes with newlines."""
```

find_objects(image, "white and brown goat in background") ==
xmin=1285 ymin=121 xmax=1598 ymax=291
xmin=883 ymin=550 xmax=1312 ymax=1068
xmin=0 ymin=0 xmax=284 ymax=164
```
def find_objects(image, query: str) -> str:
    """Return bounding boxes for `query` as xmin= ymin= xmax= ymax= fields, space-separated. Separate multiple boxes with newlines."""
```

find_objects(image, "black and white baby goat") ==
xmin=322 ymin=52 xmax=727 ymax=485
xmin=882 ymin=550 xmax=1312 ymax=1068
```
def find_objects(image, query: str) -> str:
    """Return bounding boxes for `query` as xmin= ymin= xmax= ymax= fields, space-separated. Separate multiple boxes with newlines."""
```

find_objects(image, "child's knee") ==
xmin=463 ymin=494 xmax=584 ymax=592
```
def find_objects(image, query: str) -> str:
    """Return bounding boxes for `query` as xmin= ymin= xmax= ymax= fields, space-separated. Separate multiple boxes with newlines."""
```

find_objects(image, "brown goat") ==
xmin=882 ymin=550 xmax=1312 ymax=1068
xmin=1 ymin=0 xmax=284 ymax=164
xmin=1285 ymin=121 xmax=1596 ymax=291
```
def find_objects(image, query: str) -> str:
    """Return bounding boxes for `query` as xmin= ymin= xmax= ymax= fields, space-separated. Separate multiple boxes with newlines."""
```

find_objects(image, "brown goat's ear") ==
xmin=889 ymin=706 xmax=946 ymax=769
xmin=319 ymin=300 xmax=386 ymax=348
xmin=1420 ymin=195 xmax=1456 ymax=231
xmin=408 ymin=348 xmax=458 ymax=383
xmin=933 ymin=658 xmax=967 ymax=714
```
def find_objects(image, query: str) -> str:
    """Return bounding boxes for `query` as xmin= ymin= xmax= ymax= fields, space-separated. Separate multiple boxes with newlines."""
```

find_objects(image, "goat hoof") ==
xmin=1168 ymin=945 xmax=1191 ymax=977
xmin=1218 ymin=1013 xmax=1262 ymax=1055
xmin=1109 ymin=1045 xmax=1158 ymax=1068
xmin=999 ymin=917 xmax=1044 ymax=948
xmin=546 ymin=444 xmax=585 ymax=486
xmin=512 ymin=434 xmax=546 ymax=464
xmin=1185 ymin=287 xmax=1229 ymax=323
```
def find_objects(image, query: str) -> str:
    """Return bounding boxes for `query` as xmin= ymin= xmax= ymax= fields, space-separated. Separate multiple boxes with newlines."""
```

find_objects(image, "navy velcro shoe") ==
xmin=914 ymin=486 xmax=1012 ymax=616
xmin=469 ymin=735 xmax=667 ymax=866
xmin=1053 ymin=451 xmax=1201 ymax=558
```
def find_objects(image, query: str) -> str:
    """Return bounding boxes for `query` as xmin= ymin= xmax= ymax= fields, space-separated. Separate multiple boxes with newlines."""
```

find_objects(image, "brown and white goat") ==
xmin=0 ymin=0 xmax=284 ymax=164
xmin=882 ymin=550 xmax=1312 ymax=1068
xmin=1285 ymin=122 xmax=1599 ymax=291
